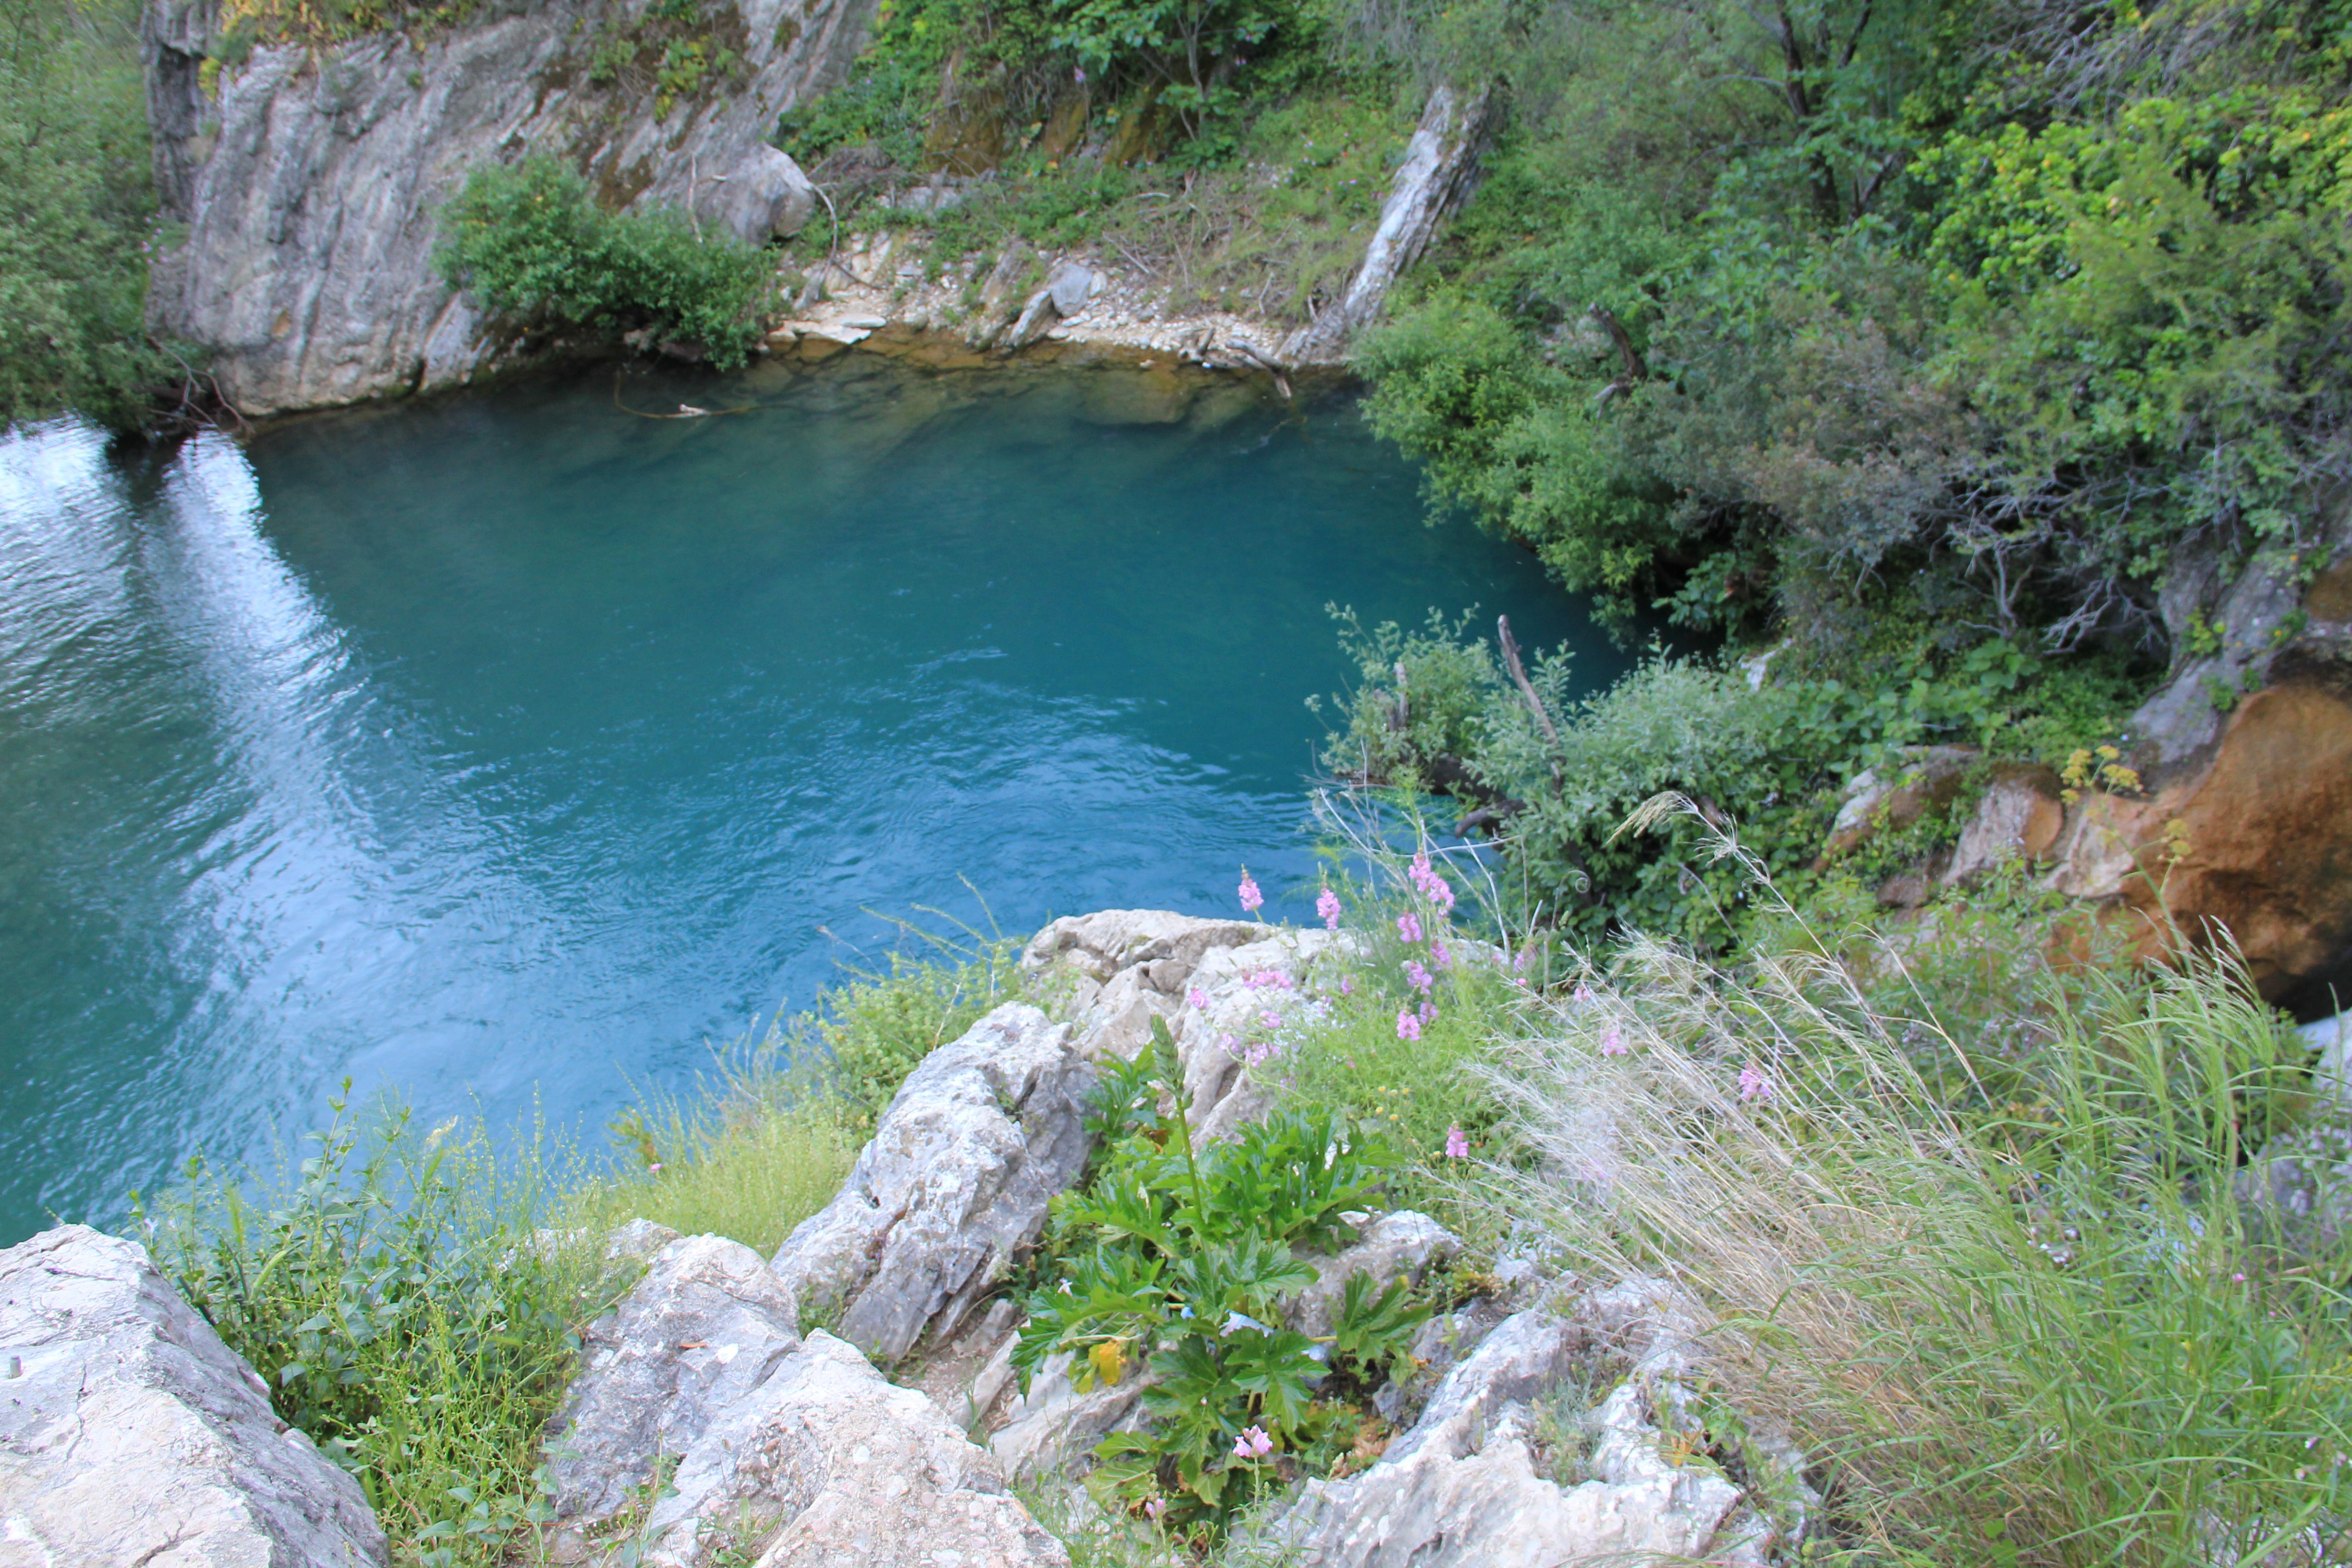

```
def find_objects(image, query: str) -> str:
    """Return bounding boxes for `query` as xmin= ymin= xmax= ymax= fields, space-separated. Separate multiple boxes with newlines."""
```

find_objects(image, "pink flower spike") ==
xmin=1419 ymin=1000 xmax=1437 ymax=1024
xmin=1431 ymin=939 xmax=1451 ymax=970
xmin=1444 ymin=1125 xmax=1470 ymax=1159
xmin=1187 ymin=987 xmax=1210 ymax=1010
xmin=1143 ymin=1498 xmax=1165 ymax=1521
xmin=1317 ymin=887 xmax=1342 ymax=930
xmin=1397 ymin=912 xmax=1423 ymax=942
xmin=1572 ymin=983 xmax=1595 ymax=1005
xmin=2233 ymin=1272 xmax=2248 ymax=1283
xmin=1240 ymin=1425 xmax=1274 ymax=1458
xmin=1738 ymin=1062 xmax=1773 ymax=1101
xmin=1396 ymin=1009 xmax=1421 ymax=1041
xmin=1405 ymin=960 xmax=1433 ymax=994
xmin=1599 ymin=1024 xmax=1627 ymax=1057
xmin=1339 ymin=974 xmax=1354 ymax=995
xmin=1238 ymin=870 xmax=1263 ymax=914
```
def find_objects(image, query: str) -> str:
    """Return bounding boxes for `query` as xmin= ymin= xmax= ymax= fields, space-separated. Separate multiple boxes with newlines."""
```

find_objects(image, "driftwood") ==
xmin=1588 ymin=304 xmax=1646 ymax=406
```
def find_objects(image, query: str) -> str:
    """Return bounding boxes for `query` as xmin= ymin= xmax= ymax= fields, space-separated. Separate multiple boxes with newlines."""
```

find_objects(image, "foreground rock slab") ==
xmin=636 ymin=1330 xmax=1069 ymax=1568
xmin=771 ymin=1003 xmax=1095 ymax=1362
xmin=0 ymin=1224 xmax=388 ymax=1567
xmin=1264 ymin=1294 xmax=1797 ymax=1567
xmin=545 ymin=1233 xmax=804 ymax=1520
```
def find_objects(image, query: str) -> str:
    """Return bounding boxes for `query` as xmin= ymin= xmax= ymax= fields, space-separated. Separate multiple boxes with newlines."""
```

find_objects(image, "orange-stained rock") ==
xmin=1942 ymin=763 xmax=2066 ymax=887
xmin=2045 ymin=681 xmax=2352 ymax=1003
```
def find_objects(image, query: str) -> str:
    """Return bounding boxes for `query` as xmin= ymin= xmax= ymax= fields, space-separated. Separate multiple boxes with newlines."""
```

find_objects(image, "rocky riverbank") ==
xmin=0 ymin=910 xmax=1809 ymax=1567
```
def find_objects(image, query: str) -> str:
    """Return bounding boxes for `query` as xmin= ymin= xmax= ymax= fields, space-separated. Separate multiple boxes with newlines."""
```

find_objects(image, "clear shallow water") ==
xmin=0 ymin=355 xmax=1618 ymax=1244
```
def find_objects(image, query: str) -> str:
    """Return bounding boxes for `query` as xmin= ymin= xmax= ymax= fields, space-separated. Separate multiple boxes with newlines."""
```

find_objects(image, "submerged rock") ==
xmin=0 ymin=1224 xmax=388 ymax=1567
xmin=544 ymin=1233 xmax=804 ymax=1521
xmin=769 ymin=1003 xmax=1095 ymax=1363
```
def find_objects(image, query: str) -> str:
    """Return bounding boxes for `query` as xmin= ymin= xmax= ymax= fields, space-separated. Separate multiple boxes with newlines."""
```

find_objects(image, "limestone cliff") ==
xmin=143 ymin=0 xmax=875 ymax=414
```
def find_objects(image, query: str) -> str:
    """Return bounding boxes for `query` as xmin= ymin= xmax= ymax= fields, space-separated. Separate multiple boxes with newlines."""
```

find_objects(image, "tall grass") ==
xmin=1483 ymin=801 xmax=2352 ymax=1565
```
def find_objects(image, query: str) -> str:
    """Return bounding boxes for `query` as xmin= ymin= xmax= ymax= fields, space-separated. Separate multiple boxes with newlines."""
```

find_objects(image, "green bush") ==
xmin=0 ymin=0 xmax=174 ymax=429
xmin=435 ymin=158 xmax=775 ymax=370
xmin=1318 ymin=611 xmax=2151 ymax=949
xmin=1015 ymin=1019 xmax=1427 ymax=1541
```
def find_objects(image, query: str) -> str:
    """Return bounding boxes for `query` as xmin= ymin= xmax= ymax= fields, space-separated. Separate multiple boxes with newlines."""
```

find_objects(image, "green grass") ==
xmin=1476 ymin=803 xmax=2352 ymax=1565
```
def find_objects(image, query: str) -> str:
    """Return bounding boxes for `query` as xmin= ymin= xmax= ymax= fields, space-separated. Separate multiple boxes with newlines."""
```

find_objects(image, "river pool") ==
xmin=0 ymin=354 xmax=1618 ymax=1243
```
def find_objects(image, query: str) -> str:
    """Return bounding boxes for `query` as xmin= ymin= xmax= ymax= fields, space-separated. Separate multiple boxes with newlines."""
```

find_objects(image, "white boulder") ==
xmin=543 ymin=1234 xmax=803 ymax=1520
xmin=770 ymin=1003 xmax=1095 ymax=1362
xmin=0 ymin=1224 xmax=387 ymax=1567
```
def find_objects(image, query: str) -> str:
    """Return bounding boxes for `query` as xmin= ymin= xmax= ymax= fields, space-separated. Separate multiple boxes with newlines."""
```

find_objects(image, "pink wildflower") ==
xmin=1514 ymin=946 xmax=1536 ymax=973
xmin=1246 ymin=969 xmax=1295 ymax=990
xmin=1599 ymin=1024 xmax=1627 ymax=1057
xmin=1187 ymin=987 xmax=1210 ymax=1009
xmin=1396 ymin=1009 xmax=1421 ymax=1041
xmin=1235 ymin=1426 xmax=1274 ymax=1459
xmin=1143 ymin=1498 xmax=1165 ymax=1521
xmin=1738 ymin=1062 xmax=1773 ymax=1101
xmin=1261 ymin=1009 xmax=1283 ymax=1029
xmin=1339 ymin=974 xmax=1354 ymax=995
xmin=1420 ymin=1000 xmax=1437 ymax=1024
xmin=1444 ymin=1125 xmax=1470 ymax=1159
xmin=1431 ymin=939 xmax=1451 ymax=970
xmin=1397 ymin=912 xmax=1423 ymax=942
xmin=1572 ymin=983 xmax=1595 ymax=1006
xmin=1238 ymin=870 xmax=1263 ymax=914
xmin=1317 ymin=887 xmax=1342 ymax=930
xmin=1405 ymin=960 xmax=1434 ymax=993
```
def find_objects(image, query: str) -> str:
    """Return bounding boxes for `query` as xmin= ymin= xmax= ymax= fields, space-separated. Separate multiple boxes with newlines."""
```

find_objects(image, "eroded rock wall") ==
xmin=142 ymin=0 xmax=872 ymax=413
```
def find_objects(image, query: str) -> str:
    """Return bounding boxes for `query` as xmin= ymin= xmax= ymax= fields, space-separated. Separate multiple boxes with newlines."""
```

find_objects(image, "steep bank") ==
xmin=142 ymin=0 xmax=867 ymax=414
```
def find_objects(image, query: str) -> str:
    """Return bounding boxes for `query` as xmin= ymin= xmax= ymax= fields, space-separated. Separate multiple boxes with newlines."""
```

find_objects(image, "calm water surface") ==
xmin=0 ymin=355 xmax=1619 ymax=1243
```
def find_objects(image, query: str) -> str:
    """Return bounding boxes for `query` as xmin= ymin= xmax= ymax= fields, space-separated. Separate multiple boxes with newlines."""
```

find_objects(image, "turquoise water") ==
xmin=0 ymin=355 xmax=1618 ymax=1244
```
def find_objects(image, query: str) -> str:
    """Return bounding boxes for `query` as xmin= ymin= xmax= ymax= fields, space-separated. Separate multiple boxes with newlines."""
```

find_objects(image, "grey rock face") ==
xmin=1263 ymin=1289 xmax=1806 ymax=1567
xmin=0 ymin=1224 xmax=388 ymax=1568
xmin=544 ymin=1233 xmax=803 ymax=1520
xmin=769 ymin=1003 xmax=1095 ymax=1363
xmin=636 ymin=1330 xmax=1068 ymax=1567
xmin=1279 ymin=86 xmax=1495 ymax=364
xmin=1288 ymin=1211 xmax=1460 ymax=1340
xmin=987 ymin=1348 xmax=1153 ymax=1484
xmin=142 ymin=0 xmax=863 ymax=413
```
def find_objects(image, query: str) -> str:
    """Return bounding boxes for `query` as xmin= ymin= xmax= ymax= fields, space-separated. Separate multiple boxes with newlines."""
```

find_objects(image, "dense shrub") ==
xmin=1354 ymin=0 xmax=2352 ymax=666
xmin=0 ymin=0 xmax=174 ymax=429
xmin=1318 ymin=610 xmax=2150 ymax=948
xmin=435 ymin=158 xmax=776 ymax=370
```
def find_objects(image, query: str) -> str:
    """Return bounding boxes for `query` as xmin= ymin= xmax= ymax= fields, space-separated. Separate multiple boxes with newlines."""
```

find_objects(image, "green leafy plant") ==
xmin=434 ymin=157 xmax=775 ymax=369
xmin=1013 ymin=1018 xmax=1421 ymax=1536
xmin=132 ymin=1089 xmax=608 ymax=1568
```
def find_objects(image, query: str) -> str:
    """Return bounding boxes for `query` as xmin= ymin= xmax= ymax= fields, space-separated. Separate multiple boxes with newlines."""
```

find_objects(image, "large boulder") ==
xmin=2040 ymin=508 xmax=2352 ymax=1011
xmin=141 ymin=0 xmax=862 ymax=413
xmin=543 ymin=1233 xmax=804 ymax=1521
xmin=0 ymin=1224 xmax=388 ymax=1567
xmin=1260 ymin=1288 xmax=1807 ymax=1568
xmin=634 ymin=1330 xmax=1069 ymax=1567
xmin=985 ymin=1347 xmax=1153 ymax=1485
xmin=1024 ymin=909 xmax=1353 ymax=1137
xmin=770 ymin=1003 xmax=1095 ymax=1363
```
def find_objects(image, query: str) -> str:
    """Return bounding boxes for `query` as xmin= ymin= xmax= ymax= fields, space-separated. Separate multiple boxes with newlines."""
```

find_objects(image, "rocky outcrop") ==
xmin=544 ymin=1233 xmax=805 ymax=1520
xmin=630 ymin=1330 xmax=1068 ymax=1567
xmin=0 ymin=1224 xmax=388 ymax=1567
xmin=1279 ymin=86 xmax=1495 ymax=365
xmin=142 ymin=0 xmax=867 ymax=413
xmin=1260 ymin=1283 xmax=1808 ymax=1568
xmin=769 ymin=1003 xmax=1096 ymax=1362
